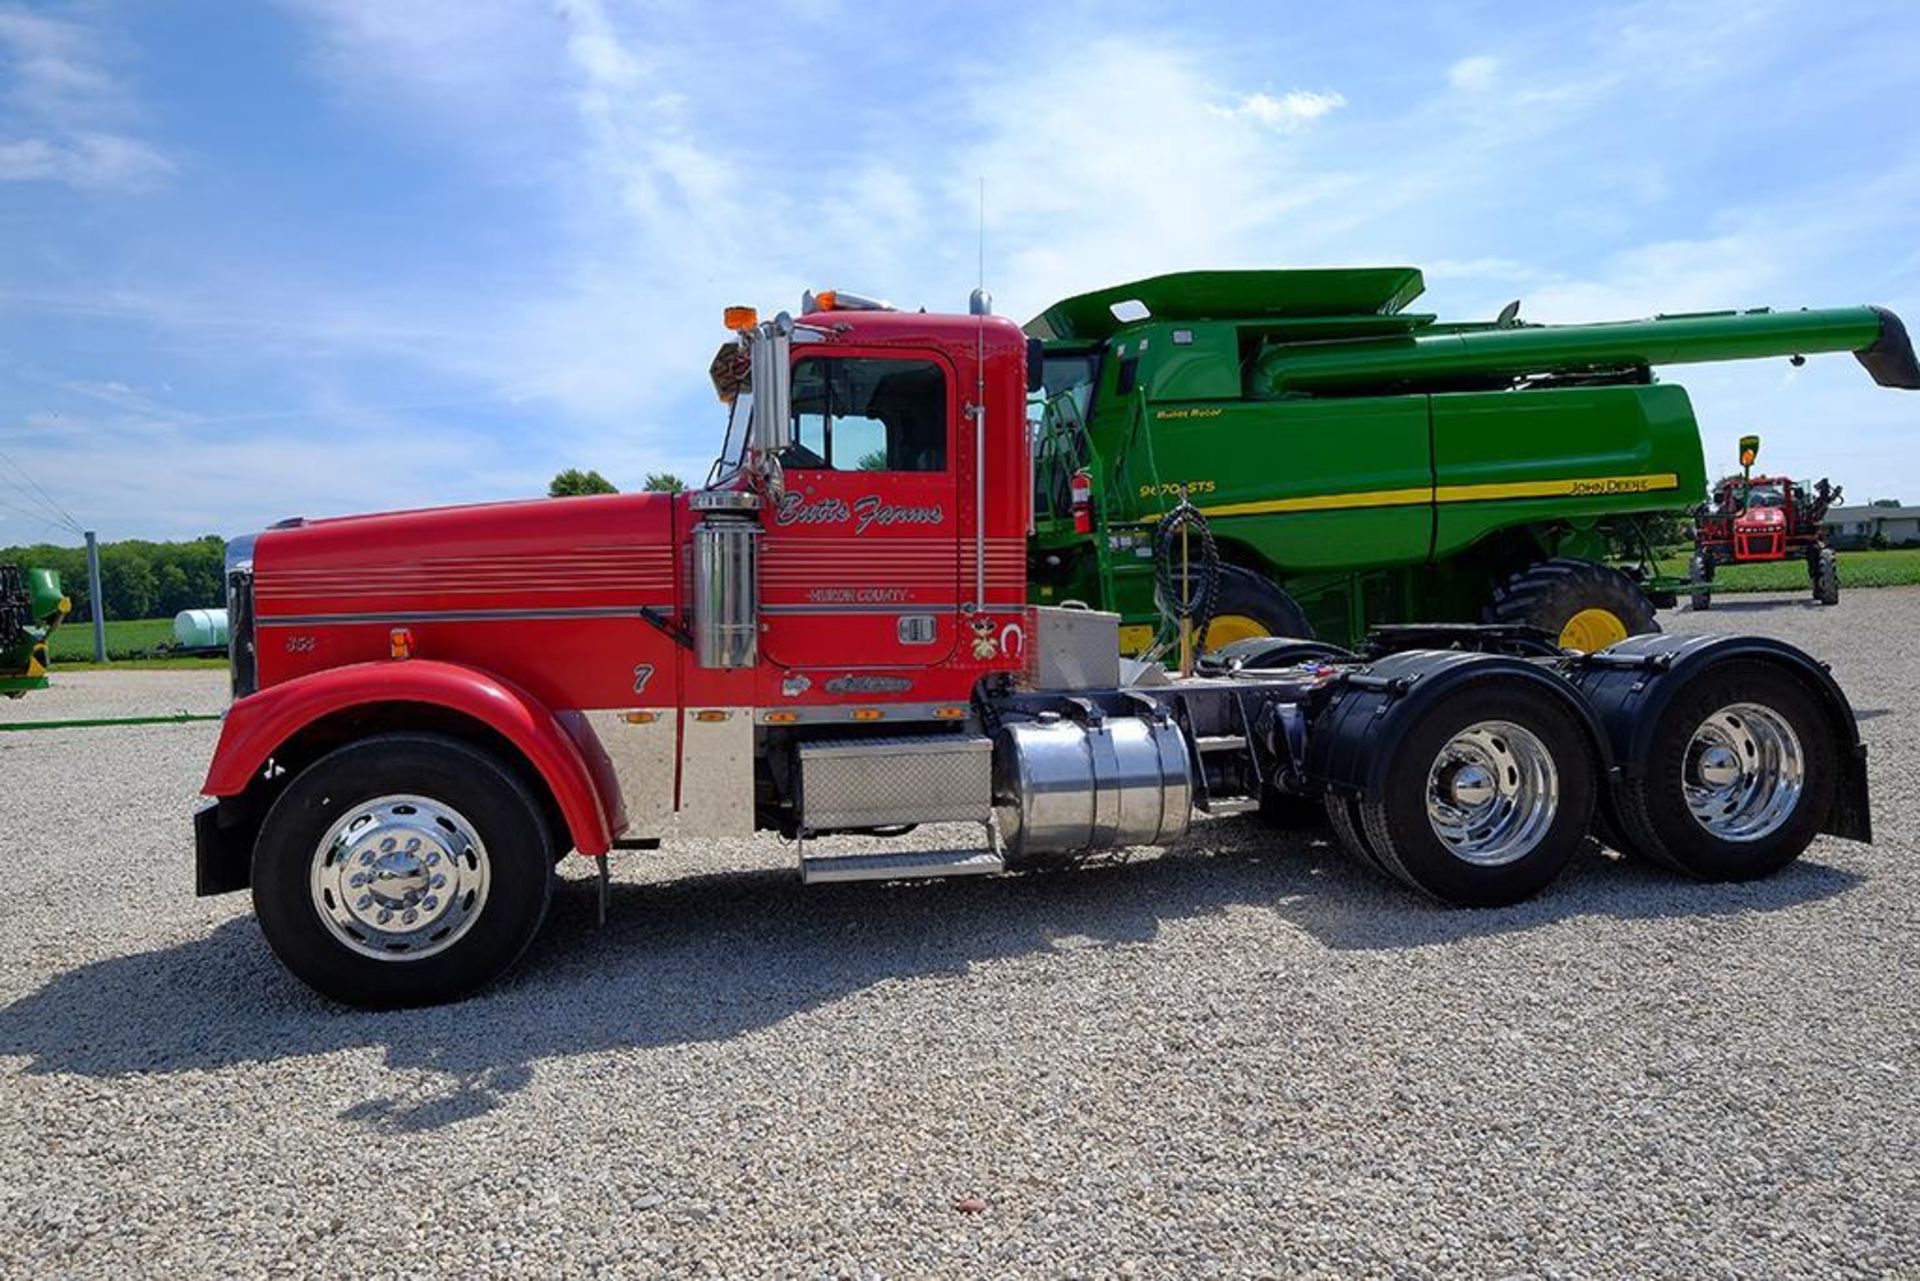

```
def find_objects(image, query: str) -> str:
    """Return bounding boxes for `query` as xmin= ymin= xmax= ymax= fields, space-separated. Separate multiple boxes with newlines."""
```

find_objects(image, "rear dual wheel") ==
xmin=1327 ymin=681 xmax=1598 ymax=906
xmin=1604 ymin=661 xmax=1836 ymax=881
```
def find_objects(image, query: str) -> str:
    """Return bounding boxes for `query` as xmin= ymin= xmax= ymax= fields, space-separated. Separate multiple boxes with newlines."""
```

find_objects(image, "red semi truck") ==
xmin=196 ymin=296 xmax=1873 ymax=1007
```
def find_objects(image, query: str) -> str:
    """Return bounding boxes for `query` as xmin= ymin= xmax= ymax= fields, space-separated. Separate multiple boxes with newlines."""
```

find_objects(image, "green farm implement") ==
xmin=1025 ymin=268 xmax=1919 ymax=653
xmin=1 ymin=565 xmax=70 ymax=696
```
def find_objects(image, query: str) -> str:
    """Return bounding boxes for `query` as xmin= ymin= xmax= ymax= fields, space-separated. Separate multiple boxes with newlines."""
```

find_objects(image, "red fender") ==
xmin=202 ymin=660 xmax=619 ymax=856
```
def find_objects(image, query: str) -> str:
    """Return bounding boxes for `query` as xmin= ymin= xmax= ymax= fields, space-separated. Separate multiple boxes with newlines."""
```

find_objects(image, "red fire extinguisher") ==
xmin=1070 ymin=470 xmax=1092 ymax=534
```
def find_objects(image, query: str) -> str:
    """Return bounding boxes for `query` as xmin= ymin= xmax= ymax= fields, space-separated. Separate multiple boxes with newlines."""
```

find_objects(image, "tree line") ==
xmin=0 ymin=536 xmax=226 ymax=622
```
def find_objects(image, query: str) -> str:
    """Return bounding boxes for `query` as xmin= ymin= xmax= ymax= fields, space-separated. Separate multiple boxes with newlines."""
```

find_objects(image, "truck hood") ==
xmin=250 ymin=492 xmax=679 ymax=623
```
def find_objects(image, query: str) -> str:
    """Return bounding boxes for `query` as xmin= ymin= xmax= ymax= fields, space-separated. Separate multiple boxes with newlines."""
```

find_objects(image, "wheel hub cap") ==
xmin=1683 ymin=704 xmax=1805 ymax=842
xmin=1425 ymin=720 xmax=1560 ymax=867
xmin=311 ymin=795 xmax=491 ymax=961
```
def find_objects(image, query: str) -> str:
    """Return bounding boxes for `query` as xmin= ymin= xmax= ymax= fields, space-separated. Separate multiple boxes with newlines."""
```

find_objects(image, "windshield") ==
xmin=1747 ymin=484 xmax=1785 ymax=508
xmin=1026 ymin=351 xmax=1101 ymax=434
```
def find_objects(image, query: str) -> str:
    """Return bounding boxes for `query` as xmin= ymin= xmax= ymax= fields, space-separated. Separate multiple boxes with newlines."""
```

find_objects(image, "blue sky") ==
xmin=2 ymin=0 xmax=1917 ymax=541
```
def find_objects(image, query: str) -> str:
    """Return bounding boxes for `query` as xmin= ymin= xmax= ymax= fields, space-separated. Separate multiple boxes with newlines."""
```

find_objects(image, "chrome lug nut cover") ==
xmin=1424 ymin=720 xmax=1560 ymax=867
xmin=1683 ymin=703 xmax=1804 ymax=842
xmin=310 ymin=795 xmax=492 ymax=962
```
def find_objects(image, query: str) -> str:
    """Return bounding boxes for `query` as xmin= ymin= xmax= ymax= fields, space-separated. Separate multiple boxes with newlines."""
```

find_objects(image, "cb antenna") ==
xmin=969 ymin=177 xmax=991 ymax=316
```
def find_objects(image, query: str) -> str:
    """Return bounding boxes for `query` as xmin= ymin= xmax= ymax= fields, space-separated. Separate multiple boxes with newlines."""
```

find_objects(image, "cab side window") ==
xmin=787 ymin=357 xmax=947 ymax=472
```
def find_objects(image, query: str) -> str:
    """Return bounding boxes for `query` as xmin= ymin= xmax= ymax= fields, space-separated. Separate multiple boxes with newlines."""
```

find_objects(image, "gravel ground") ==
xmin=2 ymin=592 xmax=1917 ymax=1278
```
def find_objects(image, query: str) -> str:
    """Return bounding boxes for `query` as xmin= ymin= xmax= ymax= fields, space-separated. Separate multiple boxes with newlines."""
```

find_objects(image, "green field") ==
xmin=1655 ymin=547 xmax=1920 ymax=593
xmin=45 ymin=617 xmax=225 ymax=664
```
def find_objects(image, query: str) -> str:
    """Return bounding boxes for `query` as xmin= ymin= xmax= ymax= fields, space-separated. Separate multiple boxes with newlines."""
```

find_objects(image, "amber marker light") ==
xmin=932 ymin=706 xmax=967 ymax=720
xmin=850 ymin=708 xmax=884 ymax=722
xmin=624 ymin=711 xmax=657 ymax=725
xmin=388 ymin=628 xmax=413 ymax=660
xmin=692 ymin=709 xmax=731 ymax=723
xmin=723 ymin=305 xmax=758 ymax=331
xmin=763 ymin=710 xmax=800 ymax=724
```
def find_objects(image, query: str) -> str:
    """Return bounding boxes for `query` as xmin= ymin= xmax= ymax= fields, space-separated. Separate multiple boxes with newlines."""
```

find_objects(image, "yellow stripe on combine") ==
xmin=1195 ymin=472 xmax=1680 ymax=519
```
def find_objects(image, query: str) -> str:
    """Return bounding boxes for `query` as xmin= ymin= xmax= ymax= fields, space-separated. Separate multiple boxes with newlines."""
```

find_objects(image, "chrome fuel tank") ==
xmin=992 ymin=714 xmax=1191 ymax=861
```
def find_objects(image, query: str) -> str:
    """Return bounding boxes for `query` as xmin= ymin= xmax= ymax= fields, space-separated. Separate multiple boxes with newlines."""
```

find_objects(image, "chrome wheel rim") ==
xmin=310 ymin=794 xmax=490 ymax=962
xmin=1683 ymin=703 xmax=1804 ymax=842
xmin=1424 ymin=720 xmax=1560 ymax=867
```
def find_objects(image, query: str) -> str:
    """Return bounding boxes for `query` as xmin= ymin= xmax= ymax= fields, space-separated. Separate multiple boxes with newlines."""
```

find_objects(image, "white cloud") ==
xmin=1221 ymin=89 xmax=1347 ymax=131
xmin=0 ymin=3 xmax=173 ymax=191
xmin=0 ymin=130 xmax=174 ymax=189
xmin=1448 ymin=55 xmax=1499 ymax=91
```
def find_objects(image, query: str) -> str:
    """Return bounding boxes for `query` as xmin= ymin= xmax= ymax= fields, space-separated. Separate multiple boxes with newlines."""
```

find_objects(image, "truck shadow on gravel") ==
xmin=0 ymin=826 xmax=1860 ymax=1132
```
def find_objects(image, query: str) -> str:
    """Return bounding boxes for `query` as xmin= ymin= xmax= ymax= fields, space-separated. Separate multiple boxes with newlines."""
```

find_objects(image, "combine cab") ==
xmin=1690 ymin=435 xmax=1842 ymax=609
xmin=0 ymin=565 xmax=70 ymax=697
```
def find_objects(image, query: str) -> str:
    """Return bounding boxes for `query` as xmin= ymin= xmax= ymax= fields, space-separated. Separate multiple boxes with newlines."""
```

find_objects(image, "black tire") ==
xmin=1689 ymin=551 xmax=1713 ymax=612
xmin=1485 ymin=556 xmax=1659 ymax=652
xmin=1325 ymin=792 xmax=1388 ymax=875
xmin=252 ymin=732 xmax=556 ymax=1008
xmin=1607 ymin=660 xmax=1837 ymax=881
xmin=1355 ymin=680 xmax=1597 ymax=906
xmin=1812 ymin=547 xmax=1839 ymax=606
xmin=1194 ymin=565 xmax=1314 ymax=649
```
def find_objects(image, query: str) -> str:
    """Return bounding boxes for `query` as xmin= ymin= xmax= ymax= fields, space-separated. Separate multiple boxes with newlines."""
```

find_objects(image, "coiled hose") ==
xmin=1151 ymin=497 xmax=1220 ymax=659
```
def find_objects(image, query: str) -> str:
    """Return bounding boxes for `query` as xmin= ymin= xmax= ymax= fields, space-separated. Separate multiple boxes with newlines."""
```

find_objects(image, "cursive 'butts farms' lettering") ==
xmin=775 ymin=492 xmax=944 ymax=535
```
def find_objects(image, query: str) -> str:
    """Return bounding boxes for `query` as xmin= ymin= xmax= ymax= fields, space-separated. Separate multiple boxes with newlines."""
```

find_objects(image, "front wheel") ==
xmin=252 ymin=732 xmax=556 ymax=1008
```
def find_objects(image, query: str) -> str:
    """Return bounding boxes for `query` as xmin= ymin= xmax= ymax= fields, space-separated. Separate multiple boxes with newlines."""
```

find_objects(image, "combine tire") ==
xmin=252 ymin=732 xmax=556 ymax=1008
xmin=1608 ymin=660 xmax=1838 ymax=881
xmin=1197 ymin=565 xmax=1314 ymax=650
xmin=1485 ymin=557 xmax=1659 ymax=652
xmin=1812 ymin=547 xmax=1840 ymax=606
xmin=1346 ymin=679 xmax=1597 ymax=906
xmin=1689 ymin=551 xmax=1713 ymax=612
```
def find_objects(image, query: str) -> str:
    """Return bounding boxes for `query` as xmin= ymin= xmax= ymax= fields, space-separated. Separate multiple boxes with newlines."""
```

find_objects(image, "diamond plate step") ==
xmin=800 ymin=848 xmax=1005 ymax=885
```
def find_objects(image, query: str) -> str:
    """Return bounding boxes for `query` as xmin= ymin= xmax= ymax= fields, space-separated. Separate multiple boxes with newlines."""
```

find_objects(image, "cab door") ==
xmin=760 ymin=349 xmax=960 ymax=668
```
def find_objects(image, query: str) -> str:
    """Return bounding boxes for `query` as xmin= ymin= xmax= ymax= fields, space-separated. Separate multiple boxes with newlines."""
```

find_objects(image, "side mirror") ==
xmin=1027 ymin=338 xmax=1045 ymax=395
xmin=748 ymin=315 xmax=795 ymax=455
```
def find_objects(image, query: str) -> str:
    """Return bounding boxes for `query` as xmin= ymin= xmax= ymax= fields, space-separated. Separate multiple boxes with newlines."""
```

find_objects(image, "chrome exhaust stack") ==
xmin=689 ymin=489 xmax=762 ymax=670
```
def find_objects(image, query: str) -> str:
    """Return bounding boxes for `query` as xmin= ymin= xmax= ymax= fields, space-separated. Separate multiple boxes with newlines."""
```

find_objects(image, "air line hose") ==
xmin=1152 ymin=496 xmax=1221 ymax=656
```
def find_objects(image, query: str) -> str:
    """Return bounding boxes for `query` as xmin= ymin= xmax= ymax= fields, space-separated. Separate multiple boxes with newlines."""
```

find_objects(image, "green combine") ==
xmin=1026 ymin=268 xmax=1919 ymax=652
xmin=1 ymin=565 xmax=70 ymax=697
